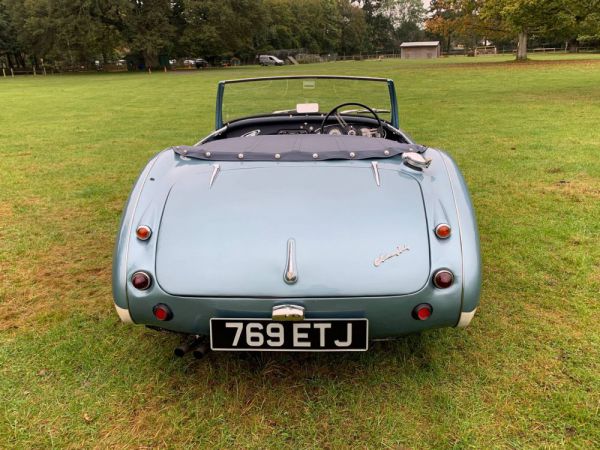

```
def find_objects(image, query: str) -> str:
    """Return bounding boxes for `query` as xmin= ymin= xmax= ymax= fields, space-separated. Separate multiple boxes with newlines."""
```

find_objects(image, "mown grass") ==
xmin=1 ymin=54 xmax=599 ymax=448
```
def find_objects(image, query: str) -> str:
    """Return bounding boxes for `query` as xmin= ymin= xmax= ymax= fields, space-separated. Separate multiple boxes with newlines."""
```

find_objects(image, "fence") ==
xmin=3 ymin=47 xmax=600 ymax=77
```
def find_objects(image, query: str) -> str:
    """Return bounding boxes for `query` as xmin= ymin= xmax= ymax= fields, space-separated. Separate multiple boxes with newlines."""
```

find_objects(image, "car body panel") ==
xmin=156 ymin=163 xmax=430 ymax=297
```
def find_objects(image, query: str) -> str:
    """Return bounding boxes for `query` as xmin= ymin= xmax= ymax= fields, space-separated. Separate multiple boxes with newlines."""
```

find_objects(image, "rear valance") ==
xmin=173 ymin=135 xmax=426 ymax=162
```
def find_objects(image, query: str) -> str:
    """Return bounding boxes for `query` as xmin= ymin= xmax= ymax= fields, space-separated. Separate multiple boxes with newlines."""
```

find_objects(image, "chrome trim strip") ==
xmin=209 ymin=164 xmax=220 ymax=188
xmin=284 ymin=238 xmax=298 ymax=284
xmin=371 ymin=161 xmax=381 ymax=187
xmin=194 ymin=125 xmax=228 ymax=146
xmin=220 ymin=75 xmax=390 ymax=84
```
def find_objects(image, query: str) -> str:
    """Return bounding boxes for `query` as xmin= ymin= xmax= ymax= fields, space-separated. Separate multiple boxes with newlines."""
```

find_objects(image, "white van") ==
xmin=259 ymin=55 xmax=284 ymax=66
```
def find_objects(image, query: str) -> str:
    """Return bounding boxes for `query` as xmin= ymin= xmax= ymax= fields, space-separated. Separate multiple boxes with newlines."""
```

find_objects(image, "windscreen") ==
xmin=221 ymin=77 xmax=393 ymax=124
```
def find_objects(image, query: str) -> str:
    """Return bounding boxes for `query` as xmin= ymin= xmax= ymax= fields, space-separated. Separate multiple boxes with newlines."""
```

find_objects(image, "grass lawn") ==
xmin=1 ymin=54 xmax=599 ymax=448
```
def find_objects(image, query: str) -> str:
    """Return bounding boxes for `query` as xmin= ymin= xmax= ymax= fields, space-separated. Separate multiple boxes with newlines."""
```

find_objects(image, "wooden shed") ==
xmin=400 ymin=41 xmax=441 ymax=59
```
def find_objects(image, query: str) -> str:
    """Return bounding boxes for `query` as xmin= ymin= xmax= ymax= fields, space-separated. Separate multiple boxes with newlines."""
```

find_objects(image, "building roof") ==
xmin=400 ymin=41 xmax=440 ymax=48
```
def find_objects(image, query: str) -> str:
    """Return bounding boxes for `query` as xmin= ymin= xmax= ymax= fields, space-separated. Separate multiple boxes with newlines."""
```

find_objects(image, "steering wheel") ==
xmin=319 ymin=102 xmax=383 ymax=137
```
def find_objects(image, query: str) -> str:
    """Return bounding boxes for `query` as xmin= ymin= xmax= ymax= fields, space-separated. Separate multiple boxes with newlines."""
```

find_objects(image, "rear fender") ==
xmin=440 ymin=152 xmax=482 ymax=324
xmin=112 ymin=151 xmax=166 ymax=317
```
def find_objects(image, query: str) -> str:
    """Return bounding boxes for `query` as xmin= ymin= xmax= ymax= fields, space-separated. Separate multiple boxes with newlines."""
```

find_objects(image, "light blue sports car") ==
xmin=113 ymin=76 xmax=481 ymax=356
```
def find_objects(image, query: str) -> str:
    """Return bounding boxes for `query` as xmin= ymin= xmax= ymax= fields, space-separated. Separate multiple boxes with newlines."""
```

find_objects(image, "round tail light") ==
xmin=153 ymin=304 xmax=172 ymax=321
xmin=413 ymin=303 xmax=433 ymax=320
xmin=435 ymin=224 xmax=451 ymax=239
xmin=136 ymin=225 xmax=152 ymax=240
xmin=433 ymin=269 xmax=454 ymax=289
xmin=131 ymin=271 xmax=152 ymax=290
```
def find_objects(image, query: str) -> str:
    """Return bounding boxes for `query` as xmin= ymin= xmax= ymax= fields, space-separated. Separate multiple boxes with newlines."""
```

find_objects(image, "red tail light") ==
xmin=131 ymin=271 xmax=152 ymax=290
xmin=433 ymin=269 xmax=454 ymax=289
xmin=434 ymin=224 xmax=451 ymax=239
xmin=153 ymin=304 xmax=172 ymax=321
xmin=413 ymin=303 xmax=433 ymax=320
xmin=136 ymin=225 xmax=152 ymax=240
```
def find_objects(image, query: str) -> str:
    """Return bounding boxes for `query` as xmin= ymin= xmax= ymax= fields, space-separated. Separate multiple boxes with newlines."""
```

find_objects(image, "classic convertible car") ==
xmin=113 ymin=76 xmax=481 ymax=355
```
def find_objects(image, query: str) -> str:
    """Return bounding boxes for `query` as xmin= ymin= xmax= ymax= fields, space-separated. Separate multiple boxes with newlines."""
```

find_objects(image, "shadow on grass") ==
xmin=139 ymin=324 xmax=459 ymax=388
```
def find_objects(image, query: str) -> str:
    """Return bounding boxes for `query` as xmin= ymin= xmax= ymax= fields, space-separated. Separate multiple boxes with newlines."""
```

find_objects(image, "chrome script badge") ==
xmin=373 ymin=245 xmax=410 ymax=267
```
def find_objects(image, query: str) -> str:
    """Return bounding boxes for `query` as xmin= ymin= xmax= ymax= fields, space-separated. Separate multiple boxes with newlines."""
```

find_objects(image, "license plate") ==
xmin=210 ymin=319 xmax=368 ymax=352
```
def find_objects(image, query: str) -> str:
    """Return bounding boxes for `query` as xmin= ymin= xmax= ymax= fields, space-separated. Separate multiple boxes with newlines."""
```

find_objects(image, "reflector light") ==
xmin=413 ymin=303 xmax=433 ymax=320
xmin=131 ymin=271 xmax=152 ymax=290
xmin=433 ymin=270 xmax=454 ymax=289
xmin=136 ymin=225 xmax=152 ymax=240
xmin=153 ymin=304 xmax=172 ymax=321
xmin=435 ymin=224 xmax=451 ymax=239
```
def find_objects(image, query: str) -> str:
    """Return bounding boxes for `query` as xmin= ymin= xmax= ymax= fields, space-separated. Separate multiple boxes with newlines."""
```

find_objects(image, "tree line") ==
xmin=0 ymin=0 xmax=427 ymax=69
xmin=1 ymin=0 xmax=598 ymax=70
xmin=426 ymin=0 xmax=600 ymax=60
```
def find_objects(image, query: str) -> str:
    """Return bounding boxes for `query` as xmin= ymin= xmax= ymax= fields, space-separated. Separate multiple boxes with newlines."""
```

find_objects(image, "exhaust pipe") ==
xmin=174 ymin=336 xmax=204 ymax=357
xmin=192 ymin=342 xmax=211 ymax=359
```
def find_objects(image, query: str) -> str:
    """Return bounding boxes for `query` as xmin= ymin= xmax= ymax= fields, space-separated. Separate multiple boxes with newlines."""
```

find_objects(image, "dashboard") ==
xmin=218 ymin=115 xmax=405 ymax=142
xmin=241 ymin=124 xmax=385 ymax=139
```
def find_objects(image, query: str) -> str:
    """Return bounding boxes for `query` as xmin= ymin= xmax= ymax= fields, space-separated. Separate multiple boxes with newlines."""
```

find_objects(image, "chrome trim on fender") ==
xmin=209 ymin=164 xmax=220 ymax=188
xmin=371 ymin=161 xmax=381 ymax=187
xmin=456 ymin=308 xmax=477 ymax=328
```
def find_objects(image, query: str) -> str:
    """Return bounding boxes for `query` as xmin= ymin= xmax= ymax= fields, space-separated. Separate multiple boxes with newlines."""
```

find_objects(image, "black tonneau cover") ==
xmin=173 ymin=135 xmax=426 ymax=161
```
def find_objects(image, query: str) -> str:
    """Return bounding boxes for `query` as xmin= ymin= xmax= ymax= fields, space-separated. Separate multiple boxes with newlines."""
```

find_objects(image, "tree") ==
xmin=339 ymin=0 xmax=369 ymax=54
xmin=481 ymin=0 xmax=551 ymax=60
xmin=127 ymin=0 xmax=175 ymax=68
xmin=1 ymin=0 xmax=128 ymax=68
xmin=178 ymin=0 xmax=266 ymax=59
xmin=0 ymin=1 xmax=20 ymax=66
xmin=426 ymin=0 xmax=459 ymax=53
xmin=555 ymin=0 xmax=600 ymax=50
xmin=480 ymin=0 xmax=600 ymax=60
xmin=426 ymin=1 xmax=487 ymax=53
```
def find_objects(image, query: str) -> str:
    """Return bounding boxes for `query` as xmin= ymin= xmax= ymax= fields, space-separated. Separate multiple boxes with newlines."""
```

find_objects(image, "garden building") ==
xmin=400 ymin=41 xmax=441 ymax=59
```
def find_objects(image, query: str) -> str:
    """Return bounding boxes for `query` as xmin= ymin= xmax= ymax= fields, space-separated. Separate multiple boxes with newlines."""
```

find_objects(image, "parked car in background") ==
xmin=259 ymin=55 xmax=284 ymax=66
xmin=113 ymin=75 xmax=481 ymax=356
xmin=195 ymin=58 xmax=209 ymax=69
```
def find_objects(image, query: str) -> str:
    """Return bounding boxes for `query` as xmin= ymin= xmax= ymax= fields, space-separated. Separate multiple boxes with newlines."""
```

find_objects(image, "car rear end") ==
xmin=113 ymin=146 xmax=480 ymax=352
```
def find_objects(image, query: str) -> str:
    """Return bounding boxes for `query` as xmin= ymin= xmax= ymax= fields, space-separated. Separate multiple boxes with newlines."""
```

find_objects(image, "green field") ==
xmin=1 ymin=55 xmax=599 ymax=448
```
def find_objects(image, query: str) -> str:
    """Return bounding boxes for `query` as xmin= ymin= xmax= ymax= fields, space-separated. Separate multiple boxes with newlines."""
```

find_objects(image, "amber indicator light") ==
xmin=136 ymin=225 xmax=152 ymax=240
xmin=435 ymin=224 xmax=451 ymax=239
